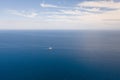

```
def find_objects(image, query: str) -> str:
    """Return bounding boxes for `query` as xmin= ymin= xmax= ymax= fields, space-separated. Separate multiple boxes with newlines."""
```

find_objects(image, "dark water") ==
xmin=0 ymin=30 xmax=120 ymax=80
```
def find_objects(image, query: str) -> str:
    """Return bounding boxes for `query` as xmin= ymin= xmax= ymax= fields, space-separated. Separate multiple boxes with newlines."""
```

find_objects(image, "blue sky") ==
xmin=0 ymin=0 xmax=120 ymax=30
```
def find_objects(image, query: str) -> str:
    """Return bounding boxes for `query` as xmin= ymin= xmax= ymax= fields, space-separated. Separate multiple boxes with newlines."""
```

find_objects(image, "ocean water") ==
xmin=0 ymin=30 xmax=120 ymax=80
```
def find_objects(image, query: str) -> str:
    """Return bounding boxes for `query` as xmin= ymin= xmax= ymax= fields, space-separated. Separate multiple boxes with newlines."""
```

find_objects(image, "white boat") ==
xmin=48 ymin=47 xmax=53 ymax=50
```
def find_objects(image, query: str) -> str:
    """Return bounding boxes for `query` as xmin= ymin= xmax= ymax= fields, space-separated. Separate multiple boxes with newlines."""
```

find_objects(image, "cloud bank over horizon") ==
xmin=0 ymin=0 xmax=120 ymax=30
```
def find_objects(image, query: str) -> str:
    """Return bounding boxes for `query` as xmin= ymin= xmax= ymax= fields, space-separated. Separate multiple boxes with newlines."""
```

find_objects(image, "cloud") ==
xmin=60 ymin=10 xmax=82 ymax=15
xmin=82 ymin=8 xmax=101 ymax=12
xmin=40 ymin=3 xmax=58 ymax=8
xmin=3 ymin=0 xmax=120 ymax=30
xmin=75 ymin=0 xmax=120 ymax=14
xmin=1 ymin=9 xmax=120 ymax=30
xmin=8 ymin=10 xmax=38 ymax=18
xmin=60 ymin=10 xmax=93 ymax=15
xmin=78 ymin=0 xmax=120 ymax=9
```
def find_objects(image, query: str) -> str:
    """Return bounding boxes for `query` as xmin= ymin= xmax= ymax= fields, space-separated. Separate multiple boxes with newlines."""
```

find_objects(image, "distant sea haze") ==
xmin=0 ymin=30 xmax=120 ymax=80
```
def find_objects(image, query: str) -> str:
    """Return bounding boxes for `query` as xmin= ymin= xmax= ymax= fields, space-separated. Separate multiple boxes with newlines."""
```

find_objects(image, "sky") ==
xmin=0 ymin=0 xmax=120 ymax=30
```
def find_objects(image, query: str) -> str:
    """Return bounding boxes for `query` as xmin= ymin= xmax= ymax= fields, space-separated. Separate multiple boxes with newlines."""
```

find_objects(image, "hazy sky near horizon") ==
xmin=0 ymin=0 xmax=120 ymax=30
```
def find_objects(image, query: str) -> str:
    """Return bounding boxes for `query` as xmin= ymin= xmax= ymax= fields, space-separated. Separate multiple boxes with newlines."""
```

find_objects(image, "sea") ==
xmin=0 ymin=30 xmax=120 ymax=80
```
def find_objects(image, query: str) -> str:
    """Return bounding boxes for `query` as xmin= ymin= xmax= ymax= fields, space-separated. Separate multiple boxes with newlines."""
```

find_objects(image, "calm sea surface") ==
xmin=0 ymin=30 xmax=120 ymax=80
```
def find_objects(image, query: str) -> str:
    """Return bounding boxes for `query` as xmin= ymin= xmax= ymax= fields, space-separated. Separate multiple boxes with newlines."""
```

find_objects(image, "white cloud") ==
xmin=5 ymin=8 xmax=120 ymax=30
xmin=60 ymin=10 xmax=93 ymax=15
xmin=78 ymin=0 xmax=120 ymax=9
xmin=82 ymin=8 xmax=101 ymax=12
xmin=40 ymin=3 xmax=58 ymax=8
xmin=2 ymin=0 xmax=120 ymax=30
xmin=8 ymin=10 xmax=38 ymax=18
xmin=60 ymin=10 xmax=82 ymax=15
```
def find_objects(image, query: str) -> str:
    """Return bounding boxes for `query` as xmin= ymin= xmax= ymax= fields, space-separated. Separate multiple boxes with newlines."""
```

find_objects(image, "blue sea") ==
xmin=0 ymin=30 xmax=120 ymax=80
